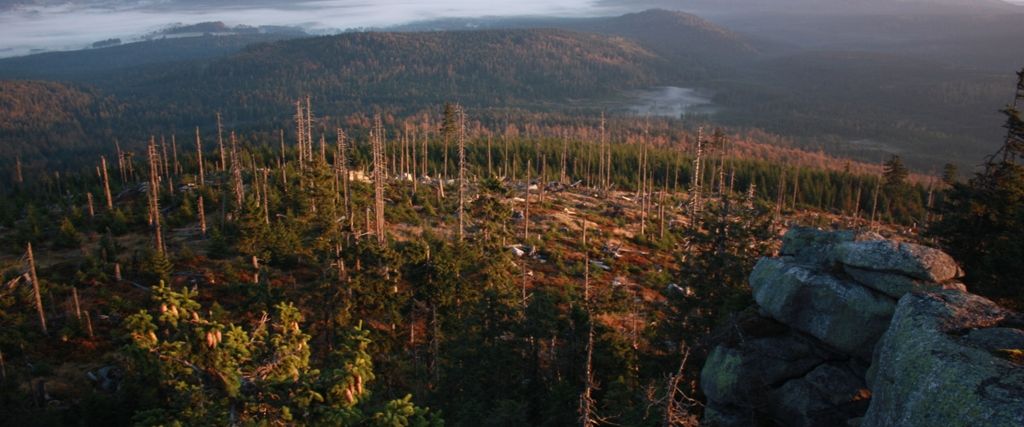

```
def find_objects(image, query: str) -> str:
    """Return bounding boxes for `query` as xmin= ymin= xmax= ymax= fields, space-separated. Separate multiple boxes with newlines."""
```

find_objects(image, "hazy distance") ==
xmin=3 ymin=0 xmax=1022 ymax=58
xmin=0 ymin=0 xmax=619 ymax=57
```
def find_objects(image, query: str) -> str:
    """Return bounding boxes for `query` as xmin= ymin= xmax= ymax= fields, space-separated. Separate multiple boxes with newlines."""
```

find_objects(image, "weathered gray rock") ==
xmin=770 ymin=363 xmax=871 ymax=427
xmin=864 ymin=291 xmax=1024 ymax=427
xmin=750 ymin=258 xmax=896 ymax=359
xmin=844 ymin=265 xmax=966 ymax=298
xmin=703 ymin=404 xmax=758 ymax=427
xmin=701 ymin=332 xmax=825 ymax=408
xmin=834 ymin=240 xmax=962 ymax=282
xmin=781 ymin=227 xmax=882 ymax=266
xmin=963 ymin=327 xmax=1024 ymax=352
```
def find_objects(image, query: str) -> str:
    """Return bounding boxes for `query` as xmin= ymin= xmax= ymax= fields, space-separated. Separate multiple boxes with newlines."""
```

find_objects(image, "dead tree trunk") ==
xmin=579 ymin=219 xmax=599 ymax=427
xmin=487 ymin=135 xmax=493 ymax=178
xmin=101 ymin=156 xmax=114 ymax=211
xmin=457 ymin=105 xmax=467 ymax=241
xmin=372 ymin=116 xmax=387 ymax=245
xmin=689 ymin=128 xmax=704 ymax=218
xmin=86 ymin=192 xmax=95 ymax=218
xmin=337 ymin=129 xmax=352 ymax=223
xmin=114 ymin=140 xmax=126 ymax=184
xmin=216 ymin=113 xmax=226 ymax=173
xmin=198 ymin=195 xmax=207 ymax=238
xmin=27 ymin=243 xmax=47 ymax=335
xmin=195 ymin=127 xmax=205 ymax=187
xmin=14 ymin=156 xmax=23 ymax=185
xmin=524 ymin=159 xmax=531 ymax=242
xmin=870 ymin=174 xmax=882 ymax=231
xmin=230 ymin=132 xmax=244 ymax=215
xmin=72 ymin=287 xmax=81 ymax=321
xmin=147 ymin=140 xmax=165 ymax=255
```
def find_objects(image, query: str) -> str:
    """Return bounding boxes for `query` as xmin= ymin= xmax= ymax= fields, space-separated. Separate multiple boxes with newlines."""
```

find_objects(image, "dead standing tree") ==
xmin=26 ymin=243 xmax=47 ymax=335
xmin=578 ymin=219 xmax=605 ymax=427
xmin=147 ymin=139 xmax=165 ymax=255
xmin=457 ymin=105 xmax=468 ymax=241
xmin=216 ymin=113 xmax=226 ymax=173
xmin=195 ymin=127 xmax=205 ymax=187
xmin=689 ymin=128 xmax=705 ymax=220
xmin=230 ymin=132 xmax=245 ymax=216
xmin=100 ymin=155 xmax=114 ymax=211
xmin=372 ymin=115 xmax=387 ymax=245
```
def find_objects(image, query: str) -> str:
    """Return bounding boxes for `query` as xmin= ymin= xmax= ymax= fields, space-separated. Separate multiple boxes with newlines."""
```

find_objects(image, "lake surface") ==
xmin=623 ymin=86 xmax=717 ymax=118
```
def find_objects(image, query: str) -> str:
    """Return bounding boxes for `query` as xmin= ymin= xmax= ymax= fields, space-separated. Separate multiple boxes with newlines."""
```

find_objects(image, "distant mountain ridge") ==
xmin=600 ymin=0 xmax=1024 ymax=15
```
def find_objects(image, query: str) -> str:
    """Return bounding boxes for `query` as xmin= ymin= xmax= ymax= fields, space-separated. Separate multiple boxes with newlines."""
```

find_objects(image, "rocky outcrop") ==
xmin=700 ymin=227 xmax=1024 ymax=427
xmin=864 ymin=291 xmax=1024 ymax=427
xmin=750 ymin=257 xmax=895 ymax=359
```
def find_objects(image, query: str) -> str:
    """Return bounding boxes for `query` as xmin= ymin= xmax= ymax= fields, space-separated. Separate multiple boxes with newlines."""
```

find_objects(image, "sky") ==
xmin=0 ymin=0 xmax=619 ymax=57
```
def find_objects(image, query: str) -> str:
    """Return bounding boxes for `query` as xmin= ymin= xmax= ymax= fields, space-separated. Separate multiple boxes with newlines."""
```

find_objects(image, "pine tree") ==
xmin=941 ymin=163 xmax=958 ymax=186
xmin=931 ymin=67 xmax=1024 ymax=308
xmin=883 ymin=155 xmax=908 ymax=188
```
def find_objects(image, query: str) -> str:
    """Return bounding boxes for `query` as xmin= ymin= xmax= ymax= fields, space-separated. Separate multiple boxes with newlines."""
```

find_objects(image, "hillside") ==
xmin=395 ymin=9 xmax=762 ymax=75
xmin=606 ymin=0 xmax=1024 ymax=15
xmin=115 ymin=29 xmax=665 ymax=118
xmin=0 ymin=80 xmax=116 ymax=172
xmin=3 ymin=29 xmax=671 ymax=136
xmin=0 ymin=32 xmax=307 ymax=82
xmin=558 ymin=9 xmax=759 ymax=64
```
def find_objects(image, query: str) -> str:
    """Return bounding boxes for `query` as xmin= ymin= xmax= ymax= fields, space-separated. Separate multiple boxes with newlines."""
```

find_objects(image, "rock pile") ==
xmin=700 ymin=228 xmax=1024 ymax=427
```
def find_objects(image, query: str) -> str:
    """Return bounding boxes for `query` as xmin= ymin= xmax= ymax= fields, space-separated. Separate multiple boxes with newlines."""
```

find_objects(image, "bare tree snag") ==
xmin=86 ymin=192 xmax=95 ymax=218
xmin=195 ymin=127 xmax=205 ymax=187
xmin=689 ymin=128 xmax=704 ymax=218
xmin=198 ymin=195 xmax=207 ymax=238
xmin=579 ymin=218 xmax=600 ymax=427
xmin=27 ymin=243 xmax=47 ymax=335
xmin=147 ymin=139 xmax=165 ymax=254
xmin=524 ymin=159 xmax=531 ymax=242
xmin=457 ymin=105 xmax=467 ymax=241
xmin=72 ymin=287 xmax=81 ymax=321
xmin=14 ymin=156 xmax=23 ymax=185
xmin=216 ymin=112 xmax=226 ymax=172
xmin=230 ymin=132 xmax=244 ymax=214
xmin=84 ymin=311 xmax=94 ymax=339
xmin=372 ymin=115 xmax=387 ymax=245
xmin=101 ymin=156 xmax=114 ymax=211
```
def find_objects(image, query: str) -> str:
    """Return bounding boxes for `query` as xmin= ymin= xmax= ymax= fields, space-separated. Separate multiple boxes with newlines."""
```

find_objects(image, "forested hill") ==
xmin=0 ymin=80 xmax=117 ymax=172
xmin=0 ymin=29 xmax=674 ymax=170
xmin=395 ymin=9 xmax=763 ymax=74
xmin=0 ymin=33 xmax=306 ymax=82
xmin=112 ymin=29 xmax=668 ymax=123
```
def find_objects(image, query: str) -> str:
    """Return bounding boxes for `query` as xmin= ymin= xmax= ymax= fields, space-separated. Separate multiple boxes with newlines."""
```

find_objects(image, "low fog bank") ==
xmin=0 ymin=0 xmax=622 ymax=57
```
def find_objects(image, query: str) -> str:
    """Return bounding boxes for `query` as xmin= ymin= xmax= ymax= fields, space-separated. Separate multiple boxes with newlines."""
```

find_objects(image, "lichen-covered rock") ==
xmin=834 ymin=240 xmax=962 ymax=283
xmin=769 ymin=363 xmax=871 ymax=427
xmin=780 ymin=227 xmax=882 ymax=266
xmin=703 ymin=403 xmax=758 ymax=427
xmin=701 ymin=332 xmax=825 ymax=408
xmin=843 ymin=265 xmax=966 ymax=298
xmin=750 ymin=258 xmax=896 ymax=359
xmin=864 ymin=291 xmax=1024 ymax=427
xmin=963 ymin=327 xmax=1024 ymax=352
